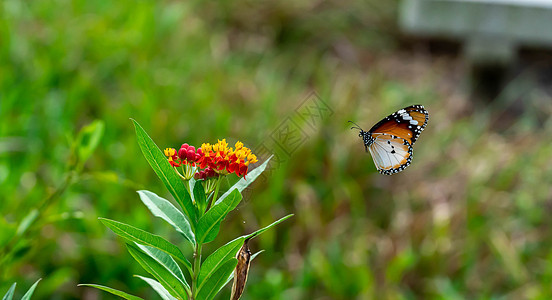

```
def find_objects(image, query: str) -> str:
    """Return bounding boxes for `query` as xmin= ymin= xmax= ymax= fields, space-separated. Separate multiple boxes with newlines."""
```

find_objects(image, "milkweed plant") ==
xmin=80 ymin=120 xmax=292 ymax=300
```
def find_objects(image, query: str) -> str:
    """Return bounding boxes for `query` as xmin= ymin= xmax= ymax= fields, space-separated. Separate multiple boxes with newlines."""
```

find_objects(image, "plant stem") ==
xmin=0 ymin=170 xmax=75 ymax=279
xmin=191 ymin=242 xmax=203 ymax=300
xmin=206 ymin=176 xmax=223 ymax=211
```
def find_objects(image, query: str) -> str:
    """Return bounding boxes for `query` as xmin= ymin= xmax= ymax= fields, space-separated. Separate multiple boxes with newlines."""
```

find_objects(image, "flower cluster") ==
xmin=164 ymin=139 xmax=258 ymax=179
xmin=197 ymin=139 xmax=258 ymax=177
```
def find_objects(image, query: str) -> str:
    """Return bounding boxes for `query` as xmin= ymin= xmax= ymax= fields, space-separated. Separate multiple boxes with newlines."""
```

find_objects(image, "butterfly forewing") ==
xmin=368 ymin=133 xmax=413 ymax=175
xmin=369 ymin=105 xmax=428 ymax=145
xmin=369 ymin=120 xmax=413 ymax=143
xmin=404 ymin=105 xmax=429 ymax=129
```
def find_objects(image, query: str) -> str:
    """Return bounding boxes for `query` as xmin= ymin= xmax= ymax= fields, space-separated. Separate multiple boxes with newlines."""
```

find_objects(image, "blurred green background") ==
xmin=2 ymin=0 xmax=552 ymax=299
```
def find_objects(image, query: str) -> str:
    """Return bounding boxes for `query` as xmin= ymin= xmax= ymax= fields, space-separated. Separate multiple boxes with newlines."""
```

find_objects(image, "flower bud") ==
xmin=187 ymin=149 xmax=196 ymax=161
xmin=178 ymin=147 xmax=187 ymax=159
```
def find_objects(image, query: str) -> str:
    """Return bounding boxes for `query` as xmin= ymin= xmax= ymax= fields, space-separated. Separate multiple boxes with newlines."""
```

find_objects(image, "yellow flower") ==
xmin=164 ymin=148 xmax=176 ymax=157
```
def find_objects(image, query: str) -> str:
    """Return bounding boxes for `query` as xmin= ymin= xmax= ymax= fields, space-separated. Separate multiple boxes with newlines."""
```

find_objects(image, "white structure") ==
xmin=400 ymin=0 xmax=552 ymax=64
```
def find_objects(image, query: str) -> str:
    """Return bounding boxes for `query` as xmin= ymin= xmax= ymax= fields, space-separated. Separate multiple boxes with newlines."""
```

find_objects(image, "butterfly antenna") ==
xmin=348 ymin=120 xmax=363 ymax=131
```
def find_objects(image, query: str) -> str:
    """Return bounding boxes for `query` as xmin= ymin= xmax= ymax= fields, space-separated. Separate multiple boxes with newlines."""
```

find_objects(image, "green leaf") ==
xmin=132 ymin=119 xmax=197 ymax=227
xmin=16 ymin=209 xmax=38 ymax=236
xmin=196 ymin=189 xmax=242 ymax=244
xmin=75 ymin=120 xmax=104 ymax=169
xmin=99 ymin=218 xmax=191 ymax=271
xmin=192 ymin=180 xmax=207 ymax=215
xmin=21 ymin=278 xmax=41 ymax=300
xmin=197 ymin=237 xmax=245 ymax=291
xmin=214 ymin=156 xmax=272 ymax=206
xmin=2 ymin=283 xmax=16 ymax=300
xmin=127 ymin=243 xmax=190 ymax=299
xmin=135 ymin=243 xmax=189 ymax=288
xmin=195 ymin=258 xmax=238 ymax=300
xmin=135 ymin=276 xmax=177 ymax=300
xmin=244 ymin=214 xmax=294 ymax=240
xmin=137 ymin=190 xmax=195 ymax=247
xmin=0 ymin=218 xmax=16 ymax=247
xmin=77 ymin=284 xmax=143 ymax=300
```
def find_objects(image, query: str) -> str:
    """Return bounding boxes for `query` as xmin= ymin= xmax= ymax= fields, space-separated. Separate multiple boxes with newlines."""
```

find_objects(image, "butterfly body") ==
xmin=352 ymin=105 xmax=428 ymax=175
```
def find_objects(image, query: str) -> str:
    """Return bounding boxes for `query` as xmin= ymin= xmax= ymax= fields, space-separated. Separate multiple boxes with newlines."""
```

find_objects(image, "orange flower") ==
xmin=197 ymin=139 xmax=257 ymax=177
xmin=166 ymin=139 xmax=257 ymax=179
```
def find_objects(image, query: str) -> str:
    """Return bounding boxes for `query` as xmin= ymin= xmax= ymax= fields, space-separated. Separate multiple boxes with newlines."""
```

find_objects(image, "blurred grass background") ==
xmin=2 ymin=0 xmax=552 ymax=299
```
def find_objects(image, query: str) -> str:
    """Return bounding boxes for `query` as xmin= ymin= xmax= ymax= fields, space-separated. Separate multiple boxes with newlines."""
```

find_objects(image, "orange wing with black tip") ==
xmin=368 ymin=105 xmax=428 ymax=145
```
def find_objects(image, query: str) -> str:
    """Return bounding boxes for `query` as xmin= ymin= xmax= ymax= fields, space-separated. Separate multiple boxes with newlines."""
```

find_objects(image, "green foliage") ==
xmin=192 ymin=181 xmax=208 ymax=217
xmin=99 ymin=218 xmax=192 ymax=271
xmin=134 ymin=244 xmax=186 ymax=285
xmin=137 ymin=190 xmax=195 ymax=247
xmin=76 ymin=284 xmax=143 ymax=300
xmin=135 ymin=276 xmax=176 ymax=300
xmin=2 ymin=284 xmax=15 ymax=300
xmin=83 ymin=121 xmax=290 ymax=299
xmin=196 ymin=190 xmax=242 ymax=244
xmin=195 ymin=259 xmax=238 ymax=300
xmin=214 ymin=157 xmax=272 ymax=206
xmin=132 ymin=119 xmax=198 ymax=225
xmin=74 ymin=120 xmax=105 ymax=171
xmin=2 ymin=279 xmax=41 ymax=300
xmin=4 ymin=0 xmax=552 ymax=299
xmin=197 ymin=238 xmax=244 ymax=290
xmin=19 ymin=279 xmax=41 ymax=300
xmin=126 ymin=243 xmax=191 ymax=299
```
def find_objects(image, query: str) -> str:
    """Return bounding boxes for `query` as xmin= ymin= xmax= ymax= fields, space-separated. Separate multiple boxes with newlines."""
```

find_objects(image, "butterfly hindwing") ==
xmin=368 ymin=133 xmax=413 ymax=175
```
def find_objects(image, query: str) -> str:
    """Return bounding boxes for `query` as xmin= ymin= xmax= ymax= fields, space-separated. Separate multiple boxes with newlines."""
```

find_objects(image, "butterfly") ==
xmin=350 ymin=105 xmax=429 ymax=175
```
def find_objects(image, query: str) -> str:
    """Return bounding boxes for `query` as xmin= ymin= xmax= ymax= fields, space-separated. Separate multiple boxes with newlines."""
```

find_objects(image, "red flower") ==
xmin=166 ymin=139 xmax=258 ymax=180
xmin=197 ymin=140 xmax=258 ymax=178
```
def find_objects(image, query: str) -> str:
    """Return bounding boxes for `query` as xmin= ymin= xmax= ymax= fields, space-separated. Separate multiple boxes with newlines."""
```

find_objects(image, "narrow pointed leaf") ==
xmin=100 ymin=218 xmax=191 ymax=270
xmin=137 ymin=190 xmax=195 ymax=247
xmin=245 ymin=214 xmax=294 ymax=240
xmin=132 ymin=120 xmax=197 ymax=226
xmin=76 ymin=120 xmax=105 ymax=168
xmin=192 ymin=180 xmax=207 ymax=216
xmin=135 ymin=243 xmax=189 ymax=287
xmin=195 ymin=259 xmax=238 ymax=300
xmin=2 ymin=283 xmax=16 ymax=300
xmin=135 ymin=276 xmax=177 ymax=300
xmin=197 ymin=237 xmax=245 ymax=290
xmin=196 ymin=189 xmax=242 ymax=244
xmin=21 ymin=278 xmax=41 ymax=300
xmin=78 ymin=284 xmax=143 ymax=300
xmin=16 ymin=209 xmax=38 ymax=236
xmin=214 ymin=156 xmax=272 ymax=206
xmin=127 ymin=243 xmax=190 ymax=299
